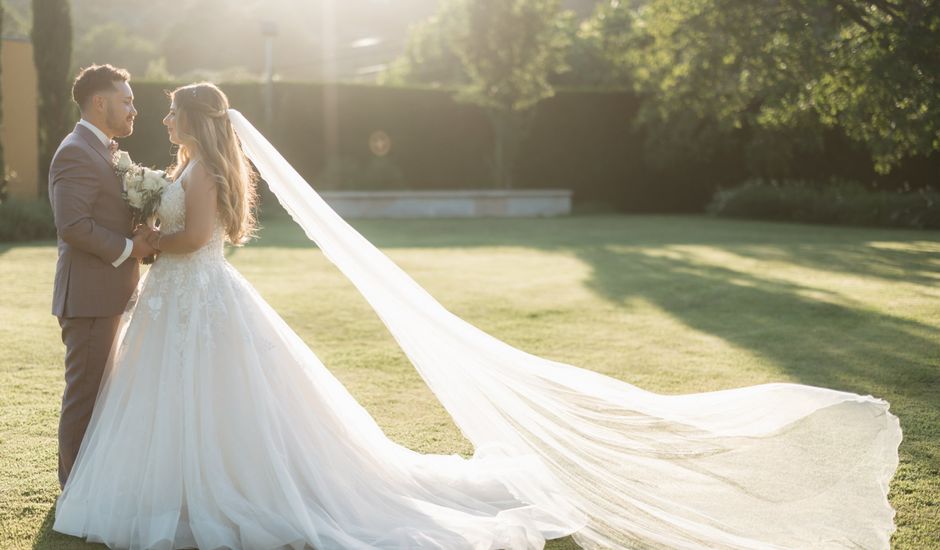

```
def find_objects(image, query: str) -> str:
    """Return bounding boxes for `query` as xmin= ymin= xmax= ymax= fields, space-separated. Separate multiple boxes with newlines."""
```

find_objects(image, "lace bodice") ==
xmin=131 ymin=160 xmax=232 ymax=337
xmin=155 ymin=161 xmax=226 ymax=265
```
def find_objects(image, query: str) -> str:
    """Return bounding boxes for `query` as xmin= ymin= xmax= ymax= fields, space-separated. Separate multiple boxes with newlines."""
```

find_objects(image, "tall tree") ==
xmin=31 ymin=0 xmax=72 ymax=198
xmin=384 ymin=1 xmax=577 ymax=188
xmin=553 ymin=0 xmax=633 ymax=89
xmin=0 ymin=2 xmax=6 ymax=198
xmin=603 ymin=0 xmax=940 ymax=174
xmin=74 ymin=22 xmax=156 ymax=77
xmin=381 ymin=9 xmax=469 ymax=87
xmin=448 ymin=0 xmax=572 ymax=188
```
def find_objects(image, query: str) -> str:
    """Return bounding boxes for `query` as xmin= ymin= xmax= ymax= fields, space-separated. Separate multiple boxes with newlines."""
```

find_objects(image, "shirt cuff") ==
xmin=112 ymin=238 xmax=133 ymax=267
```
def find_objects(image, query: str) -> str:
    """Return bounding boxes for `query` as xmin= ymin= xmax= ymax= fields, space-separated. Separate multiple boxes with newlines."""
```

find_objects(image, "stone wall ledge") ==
xmin=317 ymin=189 xmax=573 ymax=218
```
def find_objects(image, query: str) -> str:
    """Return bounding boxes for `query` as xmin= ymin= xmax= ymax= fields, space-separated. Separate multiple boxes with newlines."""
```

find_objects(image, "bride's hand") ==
xmin=145 ymin=229 xmax=162 ymax=250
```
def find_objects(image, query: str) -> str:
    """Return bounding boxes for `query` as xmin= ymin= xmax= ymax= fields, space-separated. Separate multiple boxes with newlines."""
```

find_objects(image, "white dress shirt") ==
xmin=78 ymin=118 xmax=134 ymax=268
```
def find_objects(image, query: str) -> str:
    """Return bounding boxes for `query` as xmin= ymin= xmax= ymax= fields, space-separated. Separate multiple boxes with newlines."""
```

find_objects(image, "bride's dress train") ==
xmin=53 ymin=111 xmax=901 ymax=549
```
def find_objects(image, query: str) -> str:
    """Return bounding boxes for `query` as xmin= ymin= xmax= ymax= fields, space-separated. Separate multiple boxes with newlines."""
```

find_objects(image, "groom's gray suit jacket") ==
xmin=49 ymin=123 xmax=139 ymax=318
xmin=49 ymin=122 xmax=142 ymax=489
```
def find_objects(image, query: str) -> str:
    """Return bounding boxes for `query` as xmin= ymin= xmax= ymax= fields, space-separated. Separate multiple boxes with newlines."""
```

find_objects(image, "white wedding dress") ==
xmin=53 ymin=161 xmax=586 ymax=549
xmin=54 ymin=111 xmax=902 ymax=550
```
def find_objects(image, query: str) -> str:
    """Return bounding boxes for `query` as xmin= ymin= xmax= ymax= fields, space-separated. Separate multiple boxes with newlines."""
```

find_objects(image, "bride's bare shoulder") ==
xmin=182 ymin=160 xmax=215 ymax=192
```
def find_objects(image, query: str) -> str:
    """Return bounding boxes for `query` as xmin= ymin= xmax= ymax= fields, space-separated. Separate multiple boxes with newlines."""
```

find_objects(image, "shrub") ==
xmin=0 ymin=198 xmax=57 ymax=242
xmin=707 ymin=179 xmax=940 ymax=229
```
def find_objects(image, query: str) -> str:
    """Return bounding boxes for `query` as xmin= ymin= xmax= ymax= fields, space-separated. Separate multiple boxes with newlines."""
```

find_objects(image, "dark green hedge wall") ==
xmin=120 ymin=81 xmax=939 ymax=213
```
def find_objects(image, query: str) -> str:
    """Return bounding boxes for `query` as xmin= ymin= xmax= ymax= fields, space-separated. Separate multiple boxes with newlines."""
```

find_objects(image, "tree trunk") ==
xmin=490 ymin=108 xmax=522 ymax=189
xmin=0 ymin=3 xmax=5 ymax=199
xmin=32 ymin=0 xmax=73 ymax=200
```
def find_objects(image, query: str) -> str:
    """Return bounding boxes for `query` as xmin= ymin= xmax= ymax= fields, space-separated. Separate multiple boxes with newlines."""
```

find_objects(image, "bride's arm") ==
xmin=150 ymin=164 xmax=219 ymax=254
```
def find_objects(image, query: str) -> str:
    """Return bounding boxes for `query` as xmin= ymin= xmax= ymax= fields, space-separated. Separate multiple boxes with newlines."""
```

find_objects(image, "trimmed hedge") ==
xmin=116 ymin=82 xmax=940 ymax=214
xmin=707 ymin=179 xmax=940 ymax=229
xmin=0 ymin=198 xmax=56 ymax=242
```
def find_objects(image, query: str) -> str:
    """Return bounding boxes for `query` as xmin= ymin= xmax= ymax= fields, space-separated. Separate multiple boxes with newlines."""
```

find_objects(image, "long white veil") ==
xmin=227 ymin=109 xmax=901 ymax=549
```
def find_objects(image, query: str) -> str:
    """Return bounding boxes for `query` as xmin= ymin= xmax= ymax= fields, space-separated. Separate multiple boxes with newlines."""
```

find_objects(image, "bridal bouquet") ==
xmin=113 ymin=150 xmax=172 ymax=265
xmin=112 ymin=150 xmax=172 ymax=227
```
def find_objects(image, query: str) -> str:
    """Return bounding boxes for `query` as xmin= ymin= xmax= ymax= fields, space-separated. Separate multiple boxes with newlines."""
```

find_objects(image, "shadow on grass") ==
xmin=248 ymin=215 xmax=940 ymax=388
xmin=574 ymin=244 xmax=939 ymax=424
xmin=0 ymin=241 xmax=23 ymax=258
xmin=248 ymin=213 xmax=940 ymax=284
xmin=246 ymin=213 xmax=940 ymax=455
xmin=726 ymin=241 xmax=940 ymax=287
xmin=253 ymin=213 xmax=940 ymax=458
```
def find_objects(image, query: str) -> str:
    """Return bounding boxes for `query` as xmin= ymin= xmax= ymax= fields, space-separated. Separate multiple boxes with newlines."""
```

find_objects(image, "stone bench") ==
xmin=317 ymin=189 xmax=573 ymax=218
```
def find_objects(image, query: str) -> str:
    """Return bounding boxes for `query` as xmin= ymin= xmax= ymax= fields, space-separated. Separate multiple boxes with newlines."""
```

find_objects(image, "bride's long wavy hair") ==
xmin=167 ymin=82 xmax=258 ymax=245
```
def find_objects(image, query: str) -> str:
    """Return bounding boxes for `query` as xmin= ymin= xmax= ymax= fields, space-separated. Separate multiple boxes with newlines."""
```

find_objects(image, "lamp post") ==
xmin=261 ymin=20 xmax=278 ymax=131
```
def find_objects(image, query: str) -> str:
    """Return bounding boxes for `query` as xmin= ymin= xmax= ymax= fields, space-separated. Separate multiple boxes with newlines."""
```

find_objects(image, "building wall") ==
xmin=1 ymin=37 xmax=39 ymax=199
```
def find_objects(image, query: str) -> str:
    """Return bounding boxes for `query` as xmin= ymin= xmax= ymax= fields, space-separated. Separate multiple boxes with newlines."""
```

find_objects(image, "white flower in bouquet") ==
xmin=115 ymin=150 xmax=133 ymax=172
xmin=125 ymin=186 xmax=144 ymax=209
xmin=111 ymin=150 xmax=173 ymax=225
xmin=141 ymin=168 xmax=168 ymax=193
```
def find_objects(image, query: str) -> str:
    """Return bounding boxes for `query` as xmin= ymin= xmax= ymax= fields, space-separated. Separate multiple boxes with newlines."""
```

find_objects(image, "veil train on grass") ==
xmin=228 ymin=108 xmax=901 ymax=549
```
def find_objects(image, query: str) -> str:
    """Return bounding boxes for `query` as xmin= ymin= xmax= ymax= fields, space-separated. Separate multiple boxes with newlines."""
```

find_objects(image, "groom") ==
xmin=49 ymin=64 xmax=154 ymax=490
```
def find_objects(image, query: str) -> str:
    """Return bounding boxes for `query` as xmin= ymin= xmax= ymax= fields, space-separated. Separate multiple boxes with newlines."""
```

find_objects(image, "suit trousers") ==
xmin=57 ymin=314 xmax=122 ymax=490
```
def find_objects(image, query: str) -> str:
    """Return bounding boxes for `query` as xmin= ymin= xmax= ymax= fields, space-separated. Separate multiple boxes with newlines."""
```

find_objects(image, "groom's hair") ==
xmin=72 ymin=64 xmax=131 ymax=111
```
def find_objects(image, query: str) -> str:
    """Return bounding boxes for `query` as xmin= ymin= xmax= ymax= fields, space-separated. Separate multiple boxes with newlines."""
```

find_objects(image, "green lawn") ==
xmin=1 ymin=214 xmax=938 ymax=549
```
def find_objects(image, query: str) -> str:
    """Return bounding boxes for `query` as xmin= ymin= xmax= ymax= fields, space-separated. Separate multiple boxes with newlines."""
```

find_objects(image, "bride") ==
xmin=53 ymin=82 xmax=902 ymax=550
